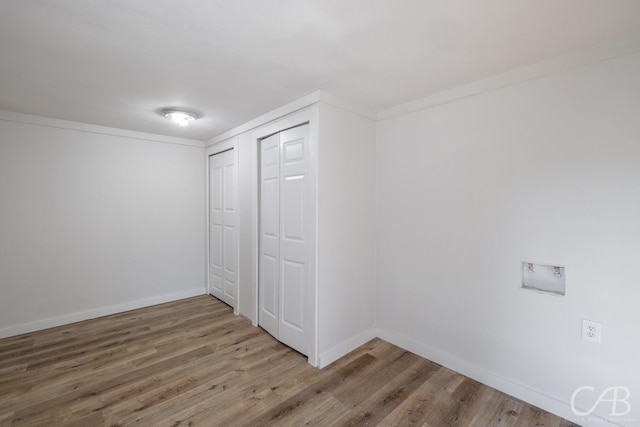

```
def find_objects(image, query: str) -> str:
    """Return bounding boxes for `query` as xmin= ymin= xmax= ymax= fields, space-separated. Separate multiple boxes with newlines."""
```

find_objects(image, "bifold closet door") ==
xmin=209 ymin=149 xmax=237 ymax=308
xmin=259 ymin=124 xmax=310 ymax=355
xmin=259 ymin=134 xmax=280 ymax=337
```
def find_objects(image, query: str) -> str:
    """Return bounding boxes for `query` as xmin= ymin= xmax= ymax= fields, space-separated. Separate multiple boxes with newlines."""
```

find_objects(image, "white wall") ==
xmin=317 ymin=102 xmax=377 ymax=366
xmin=0 ymin=115 xmax=206 ymax=337
xmin=236 ymin=131 xmax=257 ymax=321
xmin=376 ymin=51 xmax=640 ymax=426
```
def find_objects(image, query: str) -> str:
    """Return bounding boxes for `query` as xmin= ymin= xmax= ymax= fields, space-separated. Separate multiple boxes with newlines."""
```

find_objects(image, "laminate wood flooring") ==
xmin=0 ymin=296 xmax=580 ymax=426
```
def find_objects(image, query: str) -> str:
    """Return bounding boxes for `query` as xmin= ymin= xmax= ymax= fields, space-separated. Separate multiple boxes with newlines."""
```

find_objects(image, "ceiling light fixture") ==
xmin=161 ymin=108 xmax=199 ymax=127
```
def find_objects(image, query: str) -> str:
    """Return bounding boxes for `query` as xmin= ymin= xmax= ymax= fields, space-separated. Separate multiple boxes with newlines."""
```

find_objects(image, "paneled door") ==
xmin=259 ymin=134 xmax=280 ymax=337
xmin=209 ymin=149 xmax=237 ymax=308
xmin=259 ymin=124 xmax=310 ymax=355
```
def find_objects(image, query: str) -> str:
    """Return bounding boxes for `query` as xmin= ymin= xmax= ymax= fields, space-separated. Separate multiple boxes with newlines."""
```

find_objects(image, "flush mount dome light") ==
xmin=161 ymin=108 xmax=198 ymax=127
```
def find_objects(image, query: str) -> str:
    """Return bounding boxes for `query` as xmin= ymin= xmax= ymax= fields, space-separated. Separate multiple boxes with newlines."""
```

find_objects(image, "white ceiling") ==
xmin=1 ymin=1 xmax=639 ymax=141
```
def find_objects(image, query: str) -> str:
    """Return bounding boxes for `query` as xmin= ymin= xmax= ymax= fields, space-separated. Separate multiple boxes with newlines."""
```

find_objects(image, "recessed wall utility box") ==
xmin=521 ymin=262 xmax=565 ymax=296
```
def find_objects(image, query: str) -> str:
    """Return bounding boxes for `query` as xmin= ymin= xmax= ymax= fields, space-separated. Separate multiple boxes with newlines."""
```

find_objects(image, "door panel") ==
xmin=223 ymin=225 xmax=236 ymax=298
xmin=210 ymin=224 xmax=223 ymax=293
xmin=259 ymin=133 xmax=280 ymax=339
xmin=281 ymin=259 xmax=305 ymax=331
xmin=209 ymin=149 xmax=237 ymax=308
xmin=222 ymin=150 xmax=237 ymax=302
xmin=282 ymin=175 xmax=304 ymax=241
xmin=283 ymin=138 xmax=305 ymax=164
xmin=278 ymin=125 xmax=309 ymax=355
xmin=209 ymin=154 xmax=224 ymax=296
xmin=262 ymin=178 xmax=279 ymax=237
xmin=261 ymin=254 xmax=278 ymax=317
xmin=258 ymin=125 xmax=309 ymax=356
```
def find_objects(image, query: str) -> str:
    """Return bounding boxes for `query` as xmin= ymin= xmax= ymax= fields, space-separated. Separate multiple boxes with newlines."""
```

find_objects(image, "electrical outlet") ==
xmin=582 ymin=319 xmax=602 ymax=344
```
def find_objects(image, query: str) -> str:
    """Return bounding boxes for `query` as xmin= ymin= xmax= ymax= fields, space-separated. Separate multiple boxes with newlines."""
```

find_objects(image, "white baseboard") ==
xmin=318 ymin=328 xmax=377 ymax=368
xmin=0 ymin=288 xmax=206 ymax=339
xmin=375 ymin=328 xmax=619 ymax=427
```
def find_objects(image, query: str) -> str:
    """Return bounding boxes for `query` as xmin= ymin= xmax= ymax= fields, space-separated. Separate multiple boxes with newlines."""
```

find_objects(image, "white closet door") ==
xmin=278 ymin=125 xmax=309 ymax=355
xmin=258 ymin=124 xmax=309 ymax=356
xmin=209 ymin=149 xmax=237 ymax=308
xmin=221 ymin=149 xmax=237 ymax=304
xmin=259 ymin=134 xmax=280 ymax=338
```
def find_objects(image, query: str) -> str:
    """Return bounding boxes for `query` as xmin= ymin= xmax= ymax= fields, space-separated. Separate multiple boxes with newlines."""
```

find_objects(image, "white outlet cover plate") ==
xmin=582 ymin=319 xmax=602 ymax=344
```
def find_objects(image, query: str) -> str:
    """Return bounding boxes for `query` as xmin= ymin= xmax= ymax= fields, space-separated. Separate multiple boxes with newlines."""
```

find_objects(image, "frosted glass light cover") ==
xmin=165 ymin=111 xmax=196 ymax=127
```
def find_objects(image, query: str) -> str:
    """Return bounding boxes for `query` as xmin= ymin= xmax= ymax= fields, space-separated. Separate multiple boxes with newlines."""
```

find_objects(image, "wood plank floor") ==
xmin=0 ymin=296 xmax=579 ymax=426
